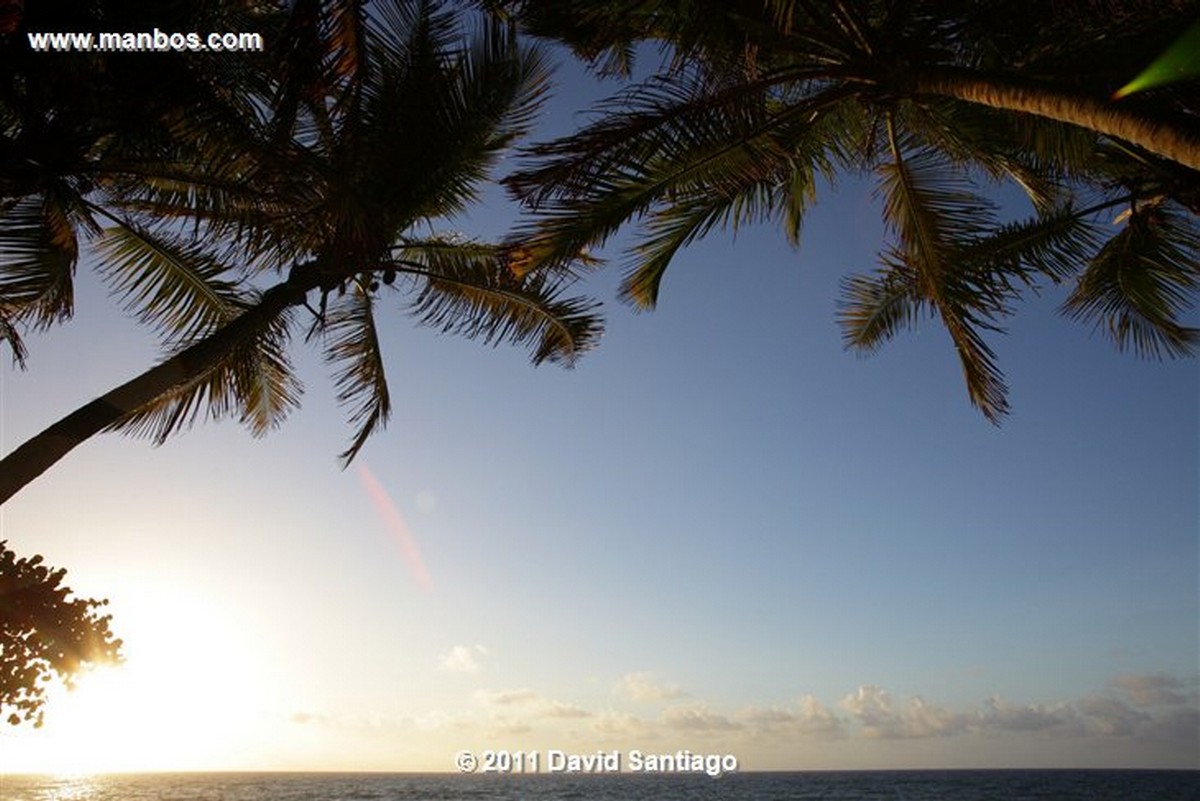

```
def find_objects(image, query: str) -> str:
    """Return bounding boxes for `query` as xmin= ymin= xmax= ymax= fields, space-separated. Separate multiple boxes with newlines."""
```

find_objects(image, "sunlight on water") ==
xmin=40 ymin=774 xmax=100 ymax=801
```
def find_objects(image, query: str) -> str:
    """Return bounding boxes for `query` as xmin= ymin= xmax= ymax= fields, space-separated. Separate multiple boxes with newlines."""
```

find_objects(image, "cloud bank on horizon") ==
xmin=287 ymin=657 xmax=1199 ymax=768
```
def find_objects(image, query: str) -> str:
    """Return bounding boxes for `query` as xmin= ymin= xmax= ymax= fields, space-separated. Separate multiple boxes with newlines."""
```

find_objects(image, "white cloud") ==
xmin=485 ymin=721 xmax=533 ymax=736
xmin=979 ymin=695 xmax=1083 ymax=735
xmin=739 ymin=706 xmax=797 ymax=728
xmin=1111 ymin=673 xmax=1191 ymax=707
xmin=592 ymin=710 xmax=658 ymax=739
xmin=738 ymin=696 xmax=845 ymax=739
xmin=839 ymin=685 xmax=895 ymax=729
xmin=796 ymin=695 xmax=846 ymax=738
xmin=475 ymin=688 xmax=591 ymax=720
xmin=662 ymin=705 xmax=742 ymax=732
xmin=616 ymin=672 xmax=686 ymax=702
xmin=543 ymin=700 xmax=590 ymax=719
xmin=391 ymin=670 xmax=1199 ymax=763
xmin=440 ymin=644 xmax=487 ymax=674
xmin=475 ymin=688 xmax=539 ymax=706
xmin=838 ymin=685 xmax=966 ymax=739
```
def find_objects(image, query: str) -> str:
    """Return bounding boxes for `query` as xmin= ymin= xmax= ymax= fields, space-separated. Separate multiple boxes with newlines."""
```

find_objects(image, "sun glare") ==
xmin=1 ymin=582 xmax=281 ymax=774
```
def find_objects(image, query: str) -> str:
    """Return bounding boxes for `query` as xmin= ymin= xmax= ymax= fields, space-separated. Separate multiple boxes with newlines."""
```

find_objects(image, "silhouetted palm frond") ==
xmin=394 ymin=235 xmax=603 ymax=367
xmin=322 ymin=288 xmax=390 ymax=464
xmin=1063 ymin=203 xmax=1199 ymax=358
xmin=110 ymin=306 xmax=301 ymax=443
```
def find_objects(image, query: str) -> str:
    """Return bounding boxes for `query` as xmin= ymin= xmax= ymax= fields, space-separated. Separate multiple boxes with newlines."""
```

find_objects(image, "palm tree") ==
xmin=0 ymin=0 xmax=282 ymax=363
xmin=0 ymin=0 xmax=602 ymax=505
xmin=496 ymin=0 xmax=1198 ymax=421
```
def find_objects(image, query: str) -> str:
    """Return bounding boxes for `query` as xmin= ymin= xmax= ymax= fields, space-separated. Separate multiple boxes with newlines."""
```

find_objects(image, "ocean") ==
xmin=1 ymin=770 xmax=1197 ymax=801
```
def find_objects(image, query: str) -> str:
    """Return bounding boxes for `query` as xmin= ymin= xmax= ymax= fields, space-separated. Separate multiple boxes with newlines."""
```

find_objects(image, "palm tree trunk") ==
xmin=911 ymin=66 xmax=1200 ymax=172
xmin=0 ymin=282 xmax=301 ymax=505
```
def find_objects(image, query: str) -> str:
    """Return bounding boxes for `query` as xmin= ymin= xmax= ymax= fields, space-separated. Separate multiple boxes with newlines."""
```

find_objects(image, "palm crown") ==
xmin=0 ymin=0 xmax=602 ymax=504
xmin=501 ymin=0 xmax=1199 ymax=422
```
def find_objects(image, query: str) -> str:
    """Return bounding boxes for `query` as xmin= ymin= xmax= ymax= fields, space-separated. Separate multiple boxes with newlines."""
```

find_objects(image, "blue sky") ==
xmin=0 ymin=44 xmax=1197 ymax=774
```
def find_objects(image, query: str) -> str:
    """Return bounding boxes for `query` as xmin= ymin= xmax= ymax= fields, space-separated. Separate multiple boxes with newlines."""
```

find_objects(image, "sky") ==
xmin=1 ymin=34 xmax=1198 ymax=776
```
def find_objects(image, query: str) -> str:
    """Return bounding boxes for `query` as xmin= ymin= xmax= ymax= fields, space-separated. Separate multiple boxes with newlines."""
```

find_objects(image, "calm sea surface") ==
xmin=1 ymin=771 xmax=1197 ymax=801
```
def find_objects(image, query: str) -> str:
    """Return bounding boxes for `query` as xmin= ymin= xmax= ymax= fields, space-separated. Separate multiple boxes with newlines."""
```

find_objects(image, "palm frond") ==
xmin=104 ymin=106 xmax=327 ymax=268
xmin=110 ymin=306 xmax=301 ymax=443
xmin=876 ymin=140 xmax=998 ymax=278
xmin=392 ymin=236 xmax=603 ymax=366
xmin=837 ymin=262 xmax=927 ymax=351
xmin=0 ymin=192 xmax=83 ymax=331
xmin=93 ymin=224 xmax=250 ymax=346
xmin=1061 ymin=203 xmax=1199 ymax=358
xmin=229 ymin=308 xmax=303 ymax=436
xmin=624 ymin=182 xmax=779 ymax=308
xmin=321 ymin=288 xmax=390 ymax=465
xmin=353 ymin=2 xmax=551 ymax=228
xmin=941 ymin=300 xmax=1011 ymax=421
xmin=899 ymin=98 xmax=1072 ymax=213
xmin=952 ymin=201 xmax=1102 ymax=286
xmin=508 ymin=78 xmax=854 ymax=283
xmin=328 ymin=0 xmax=369 ymax=85
xmin=877 ymin=134 xmax=1011 ymax=421
xmin=0 ymin=315 xmax=28 ymax=367
xmin=510 ymin=66 xmax=838 ymax=206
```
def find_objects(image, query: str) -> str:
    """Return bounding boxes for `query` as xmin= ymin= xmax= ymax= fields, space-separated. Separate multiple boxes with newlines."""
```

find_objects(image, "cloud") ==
xmin=839 ymin=685 xmax=895 ymax=732
xmin=475 ymin=688 xmax=591 ymax=720
xmin=795 ymin=695 xmax=847 ymax=738
xmin=662 ymin=705 xmax=742 ymax=732
xmin=440 ymin=644 xmax=487 ymax=674
xmin=831 ymin=680 xmax=1197 ymax=742
xmin=1146 ymin=706 xmax=1200 ymax=743
xmin=617 ymin=672 xmax=686 ymax=702
xmin=410 ymin=710 xmax=470 ymax=731
xmin=400 ymin=670 xmax=1198 ymax=761
xmin=475 ymin=688 xmax=539 ymax=706
xmin=738 ymin=696 xmax=846 ymax=739
xmin=839 ymin=685 xmax=967 ymax=739
xmin=1076 ymin=694 xmax=1151 ymax=736
xmin=544 ymin=700 xmax=590 ymax=719
xmin=592 ymin=711 xmax=658 ymax=739
xmin=1111 ymin=673 xmax=1190 ymax=707
xmin=979 ymin=695 xmax=1083 ymax=735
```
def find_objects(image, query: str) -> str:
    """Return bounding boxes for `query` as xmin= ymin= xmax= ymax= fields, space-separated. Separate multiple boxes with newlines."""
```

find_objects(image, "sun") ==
xmin=0 ymin=582 xmax=281 ymax=774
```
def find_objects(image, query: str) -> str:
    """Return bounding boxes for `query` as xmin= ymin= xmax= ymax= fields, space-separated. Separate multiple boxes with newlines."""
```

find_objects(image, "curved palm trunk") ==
xmin=912 ymin=67 xmax=1200 ymax=172
xmin=0 ymin=282 xmax=301 ymax=505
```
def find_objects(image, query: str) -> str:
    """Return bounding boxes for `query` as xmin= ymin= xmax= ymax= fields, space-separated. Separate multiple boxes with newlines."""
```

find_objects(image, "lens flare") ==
xmin=358 ymin=465 xmax=433 ymax=591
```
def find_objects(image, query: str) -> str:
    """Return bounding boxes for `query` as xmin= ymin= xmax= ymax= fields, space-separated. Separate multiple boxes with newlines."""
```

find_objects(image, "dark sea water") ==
xmin=1 ymin=770 xmax=1197 ymax=801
